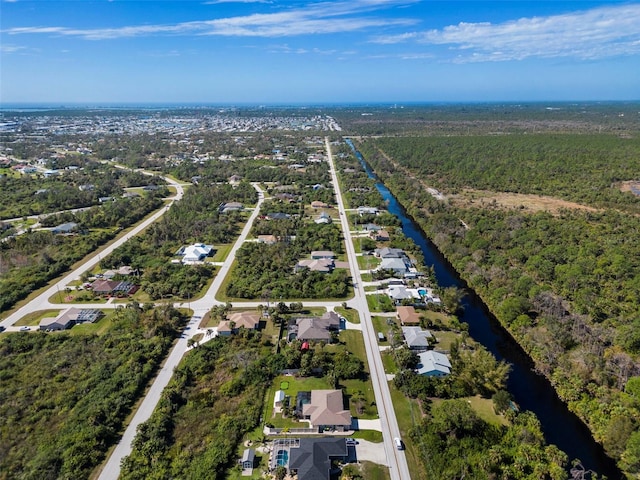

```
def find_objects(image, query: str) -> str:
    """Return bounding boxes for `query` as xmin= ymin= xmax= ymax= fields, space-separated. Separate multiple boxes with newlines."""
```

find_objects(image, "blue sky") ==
xmin=1 ymin=0 xmax=639 ymax=104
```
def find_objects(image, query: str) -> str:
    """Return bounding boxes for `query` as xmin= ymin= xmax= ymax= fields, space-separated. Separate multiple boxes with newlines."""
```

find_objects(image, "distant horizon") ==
xmin=2 ymin=1 xmax=639 ymax=104
xmin=1 ymin=99 xmax=639 ymax=111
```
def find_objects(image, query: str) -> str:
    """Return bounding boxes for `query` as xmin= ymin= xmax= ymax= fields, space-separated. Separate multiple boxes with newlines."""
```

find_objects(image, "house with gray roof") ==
xmin=289 ymin=438 xmax=348 ymax=480
xmin=290 ymin=311 xmax=340 ymax=342
xmin=416 ymin=351 xmax=452 ymax=377
xmin=402 ymin=326 xmax=433 ymax=352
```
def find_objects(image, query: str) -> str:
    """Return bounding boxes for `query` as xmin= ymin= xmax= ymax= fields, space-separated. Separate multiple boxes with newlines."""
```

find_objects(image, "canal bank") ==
xmin=345 ymin=138 xmax=621 ymax=478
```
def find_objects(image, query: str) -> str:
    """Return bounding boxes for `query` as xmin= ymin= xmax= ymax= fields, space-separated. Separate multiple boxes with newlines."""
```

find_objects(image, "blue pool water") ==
xmin=276 ymin=449 xmax=288 ymax=467
xmin=417 ymin=288 xmax=427 ymax=296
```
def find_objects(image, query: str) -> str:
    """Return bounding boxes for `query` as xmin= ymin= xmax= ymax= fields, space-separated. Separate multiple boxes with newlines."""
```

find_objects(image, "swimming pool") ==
xmin=275 ymin=449 xmax=289 ymax=467
xmin=418 ymin=288 xmax=427 ymax=296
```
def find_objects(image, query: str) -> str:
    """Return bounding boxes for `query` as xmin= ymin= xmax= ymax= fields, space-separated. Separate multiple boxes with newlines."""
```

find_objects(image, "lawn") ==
xmin=430 ymin=395 xmax=509 ymax=428
xmin=366 ymin=294 xmax=395 ymax=313
xmin=380 ymin=351 xmax=399 ymax=374
xmin=357 ymin=255 xmax=380 ymax=270
xmin=211 ymin=243 xmax=232 ymax=262
xmin=336 ymin=330 xmax=378 ymax=419
xmin=388 ymin=383 xmax=427 ymax=480
xmin=371 ymin=315 xmax=397 ymax=344
xmin=69 ymin=313 xmax=114 ymax=336
xmin=351 ymin=430 xmax=383 ymax=443
xmin=14 ymin=309 xmax=60 ymax=327
xmin=360 ymin=461 xmax=391 ymax=480
xmin=432 ymin=330 xmax=459 ymax=352
xmin=335 ymin=306 xmax=360 ymax=324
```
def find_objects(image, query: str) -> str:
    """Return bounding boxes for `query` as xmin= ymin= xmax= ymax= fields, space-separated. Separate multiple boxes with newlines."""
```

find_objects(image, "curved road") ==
xmin=0 ymin=176 xmax=185 ymax=329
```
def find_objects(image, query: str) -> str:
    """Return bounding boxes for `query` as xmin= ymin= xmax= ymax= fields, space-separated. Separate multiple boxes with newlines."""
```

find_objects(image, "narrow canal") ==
xmin=346 ymin=139 xmax=621 ymax=478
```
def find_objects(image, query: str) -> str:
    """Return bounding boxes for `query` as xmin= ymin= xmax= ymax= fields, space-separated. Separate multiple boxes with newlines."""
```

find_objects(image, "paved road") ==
xmin=0 ymin=176 xmax=185 ymax=328
xmin=97 ymin=183 xmax=265 ymax=480
xmin=326 ymin=137 xmax=411 ymax=480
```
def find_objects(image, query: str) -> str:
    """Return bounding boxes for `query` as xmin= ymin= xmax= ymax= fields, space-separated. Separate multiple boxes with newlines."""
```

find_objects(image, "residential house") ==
xmin=379 ymin=257 xmax=410 ymax=276
xmin=217 ymin=311 xmax=261 ymax=336
xmin=416 ymin=351 xmax=452 ymax=377
xmin=397 ymin=306 xmax=421 ymax=325
xmin=361 ymin=223 xmax=382 ymax=232
xmin=370 ymin=230 xmax=390 ymax=242
xmin=311 ymin=251 xmax=335 ymax=260
xmin=295 ymin=258 xmax=334 ymax=273
xmin=90 ymin=280 xmax=138 ymax=296
xmin=51 ymin=222 xmax=78 ymax=234
xmin=258 ymin=234 xmax=278 ymax=245
xmin=228 ymin=174 xmax=242 ymax=184
xmin=220 ymin=201 xmax=244 ymax=213
xmin=311 ymin=200 xmax=329 ymax=209
xmin=315 ymin=211 xmax=332 ymax=224
xmin=375 ymin=247 xmax=406 ymax=258
xmin=301 ymin=390 xmax=351 ymax=432
xmin=265 ymin=212 xmax=291 ymax=220
xmin=288 ymin=438 xmax=348 ymax=480
xmin=402 ymin=326 xmax=433 ymax=352
xmin=357 ymin=206 xmax=379 ymax=215
xmin=39 ymin=308 xmax=104 ymax=331
xmin=388 ymin=285 xmax=417 ymax=303
xmin=178 ymin=243 xmax=214 ymax=264
xmin=290 ymin=311 xmax=340 ymax=342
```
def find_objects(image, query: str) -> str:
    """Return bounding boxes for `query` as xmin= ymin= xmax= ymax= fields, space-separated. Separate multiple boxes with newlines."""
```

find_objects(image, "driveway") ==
xmin=352 ymin=418 xmax=382 ymax=431
xmin=351 ymin=439 xmax=387 ymax=466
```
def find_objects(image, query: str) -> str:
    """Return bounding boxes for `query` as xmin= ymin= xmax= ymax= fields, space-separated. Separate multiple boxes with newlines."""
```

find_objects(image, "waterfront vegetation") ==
xmin=0 ymin=304 xmax=186 ymax=479
xmin=356 ymin=127 xmax=640 ymax=474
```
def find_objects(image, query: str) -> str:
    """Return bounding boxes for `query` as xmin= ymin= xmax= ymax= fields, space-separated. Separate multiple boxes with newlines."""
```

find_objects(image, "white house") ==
xmin=180 ymin=243 xmax=214 ymax=264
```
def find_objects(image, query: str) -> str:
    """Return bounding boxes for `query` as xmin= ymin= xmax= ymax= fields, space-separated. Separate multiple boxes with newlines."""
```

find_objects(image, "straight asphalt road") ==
xmin=97 ymin=183 xmax=265 ymax=480
xmin=326 ymin=137 xmax=412 ymax=480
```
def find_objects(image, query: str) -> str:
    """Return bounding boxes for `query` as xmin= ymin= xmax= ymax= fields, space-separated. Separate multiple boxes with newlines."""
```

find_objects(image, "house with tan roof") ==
xmin=217 ymin=311 xmax=261 ymax=336
xmin=301 ymin=390 xmax=351 ymax=432
xmin=397 ymin=306 xmax=421 ymax=325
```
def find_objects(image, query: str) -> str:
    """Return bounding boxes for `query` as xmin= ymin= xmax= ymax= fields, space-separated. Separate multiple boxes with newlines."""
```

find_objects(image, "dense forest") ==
xmin=0 ymin=196 xmax=162 ymax=312
xmin=357 ymin=131 xmax=640 ymax=475
xmin=0 ymin=304 xmax=186 ymax=479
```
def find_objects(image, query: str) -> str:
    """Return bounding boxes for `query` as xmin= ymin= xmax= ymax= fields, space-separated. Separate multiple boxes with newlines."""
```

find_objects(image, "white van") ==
xmin=394 ymin=437 xmax=403 ymax=450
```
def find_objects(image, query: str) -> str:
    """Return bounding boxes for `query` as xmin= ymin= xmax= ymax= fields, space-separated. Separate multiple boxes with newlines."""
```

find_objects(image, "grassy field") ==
xmin=366 ymin=294 xmax=395 ymax=312
xmin=371 ymin=315 xmax=396 ymax=344
xmin=388 ymin=383 xmax=428 ymax=479
xmin=360 ymin=461 xmax=391 ymax=480
xmin=69 ymin=313 xmax=114 ymax=336
xmin=211 ymin=243 xmax=232 ymax=262
xmin=380 ymin=350 xmax=399 ymax=374
xmin=14 ymin=309 xmax=60 ymax=327
xmin=357 ymin=254 xmax=380 ymax=270
xmin=335 ymin=306 xmax=360 ymax=324
xmin=336 ymin=330 xmax=379 ymax=419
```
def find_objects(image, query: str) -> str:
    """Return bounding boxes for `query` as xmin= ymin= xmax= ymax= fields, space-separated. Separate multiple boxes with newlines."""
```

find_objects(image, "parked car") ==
xmin=19 ymin=326 xmax=30 ymax=332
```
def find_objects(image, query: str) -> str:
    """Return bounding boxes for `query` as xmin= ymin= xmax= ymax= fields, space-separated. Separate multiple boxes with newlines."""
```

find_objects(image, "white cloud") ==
xmin=1 ymin=44 xmax=27 ymax=53
xmin=373 ymin=4 xmax=640 ymax=62
xmin=4 ymin=0 xmax=417 ymax=40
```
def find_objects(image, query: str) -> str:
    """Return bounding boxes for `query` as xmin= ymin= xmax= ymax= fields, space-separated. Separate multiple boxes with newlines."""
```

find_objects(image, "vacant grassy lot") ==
xmin=366 ymin=294 xmax=395 ymax=312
